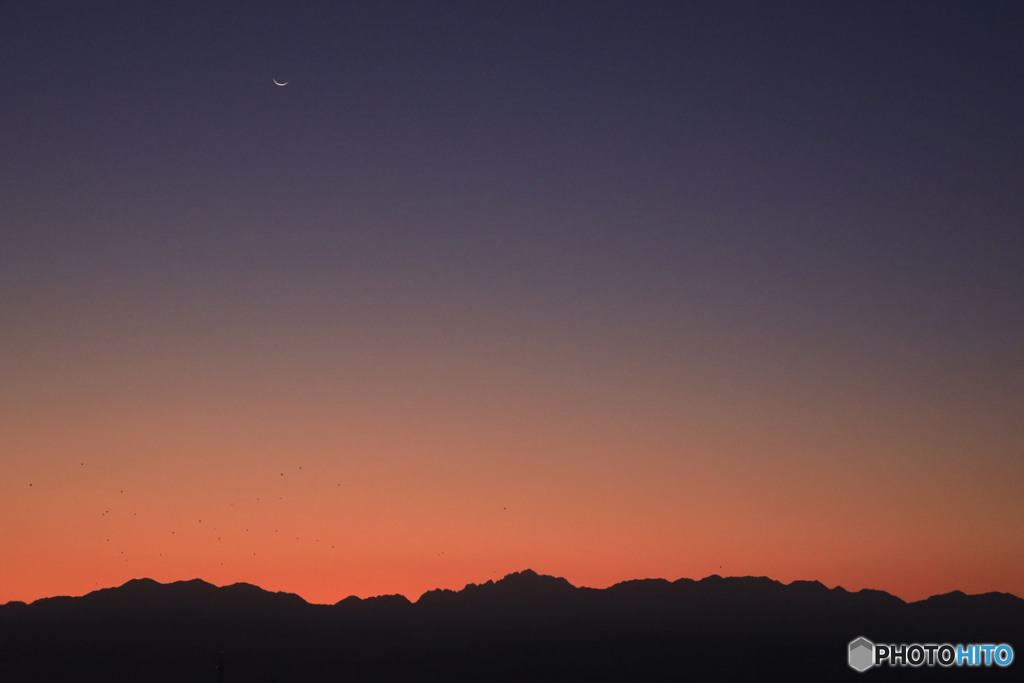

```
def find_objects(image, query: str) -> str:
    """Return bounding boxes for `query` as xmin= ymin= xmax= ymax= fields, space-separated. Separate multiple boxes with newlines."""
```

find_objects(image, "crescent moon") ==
xmin=273 ymin=78 xmax=288 ymax=86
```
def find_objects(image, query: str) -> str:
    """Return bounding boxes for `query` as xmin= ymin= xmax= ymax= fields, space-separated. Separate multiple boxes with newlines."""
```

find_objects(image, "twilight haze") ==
xmin=1 ymin=1 xmax=1021 ymax=605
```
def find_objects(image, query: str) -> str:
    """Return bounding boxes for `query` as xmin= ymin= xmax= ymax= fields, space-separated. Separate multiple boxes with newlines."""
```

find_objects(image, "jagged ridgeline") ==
xmin=1 ymin=570 xmax=1020 ymax=682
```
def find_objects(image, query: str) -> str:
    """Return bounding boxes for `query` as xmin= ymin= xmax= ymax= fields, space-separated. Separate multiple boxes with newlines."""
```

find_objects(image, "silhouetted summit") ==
xmin=1 ymin=571 xmax=1020 ymax=682
xmin=419 ymin=569 xmax=577 ymax=610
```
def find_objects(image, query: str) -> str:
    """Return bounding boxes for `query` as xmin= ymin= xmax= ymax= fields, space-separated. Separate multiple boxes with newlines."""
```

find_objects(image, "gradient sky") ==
xmin=2 ymin=1 xmax=1022 ymax=605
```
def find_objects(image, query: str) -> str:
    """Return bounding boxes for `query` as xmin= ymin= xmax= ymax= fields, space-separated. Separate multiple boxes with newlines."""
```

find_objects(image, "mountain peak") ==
xmin=496 ymin=569 xmax=575 ymax=588
xmin=416 ymin=569 xmax=577 ymax=609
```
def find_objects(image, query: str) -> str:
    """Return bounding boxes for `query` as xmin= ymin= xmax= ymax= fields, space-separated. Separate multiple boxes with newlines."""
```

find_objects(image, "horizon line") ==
xmin=8 ymin=569 xmax=1022 ymax=608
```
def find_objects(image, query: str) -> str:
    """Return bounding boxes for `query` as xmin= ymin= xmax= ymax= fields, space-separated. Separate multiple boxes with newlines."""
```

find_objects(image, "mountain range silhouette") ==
xmin=1 ymin=570 xmax=1020 ymax=681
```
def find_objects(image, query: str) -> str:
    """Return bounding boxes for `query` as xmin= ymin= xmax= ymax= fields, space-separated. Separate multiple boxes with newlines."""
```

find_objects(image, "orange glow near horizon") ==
xmin=4 ymin=335 xmax=1022 ymax=607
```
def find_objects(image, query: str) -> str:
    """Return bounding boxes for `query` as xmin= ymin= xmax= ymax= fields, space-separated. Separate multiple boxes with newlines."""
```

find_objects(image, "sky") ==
xmin=2 ymin=0 xmax=1022 ymax=605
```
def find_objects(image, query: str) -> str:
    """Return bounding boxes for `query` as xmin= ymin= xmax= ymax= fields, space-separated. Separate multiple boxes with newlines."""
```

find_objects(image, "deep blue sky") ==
xmin=5 ymin=1 xmax=1022 ymax=340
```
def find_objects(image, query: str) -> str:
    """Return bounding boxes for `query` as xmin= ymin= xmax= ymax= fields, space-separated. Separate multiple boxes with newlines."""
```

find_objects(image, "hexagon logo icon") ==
xmin=849 ymin=636 xmax=875 ymax=672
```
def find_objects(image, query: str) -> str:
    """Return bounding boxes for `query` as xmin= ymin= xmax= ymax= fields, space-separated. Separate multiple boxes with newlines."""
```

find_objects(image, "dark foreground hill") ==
xmin=1 ymin=570 xmax=1020 ymax=682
